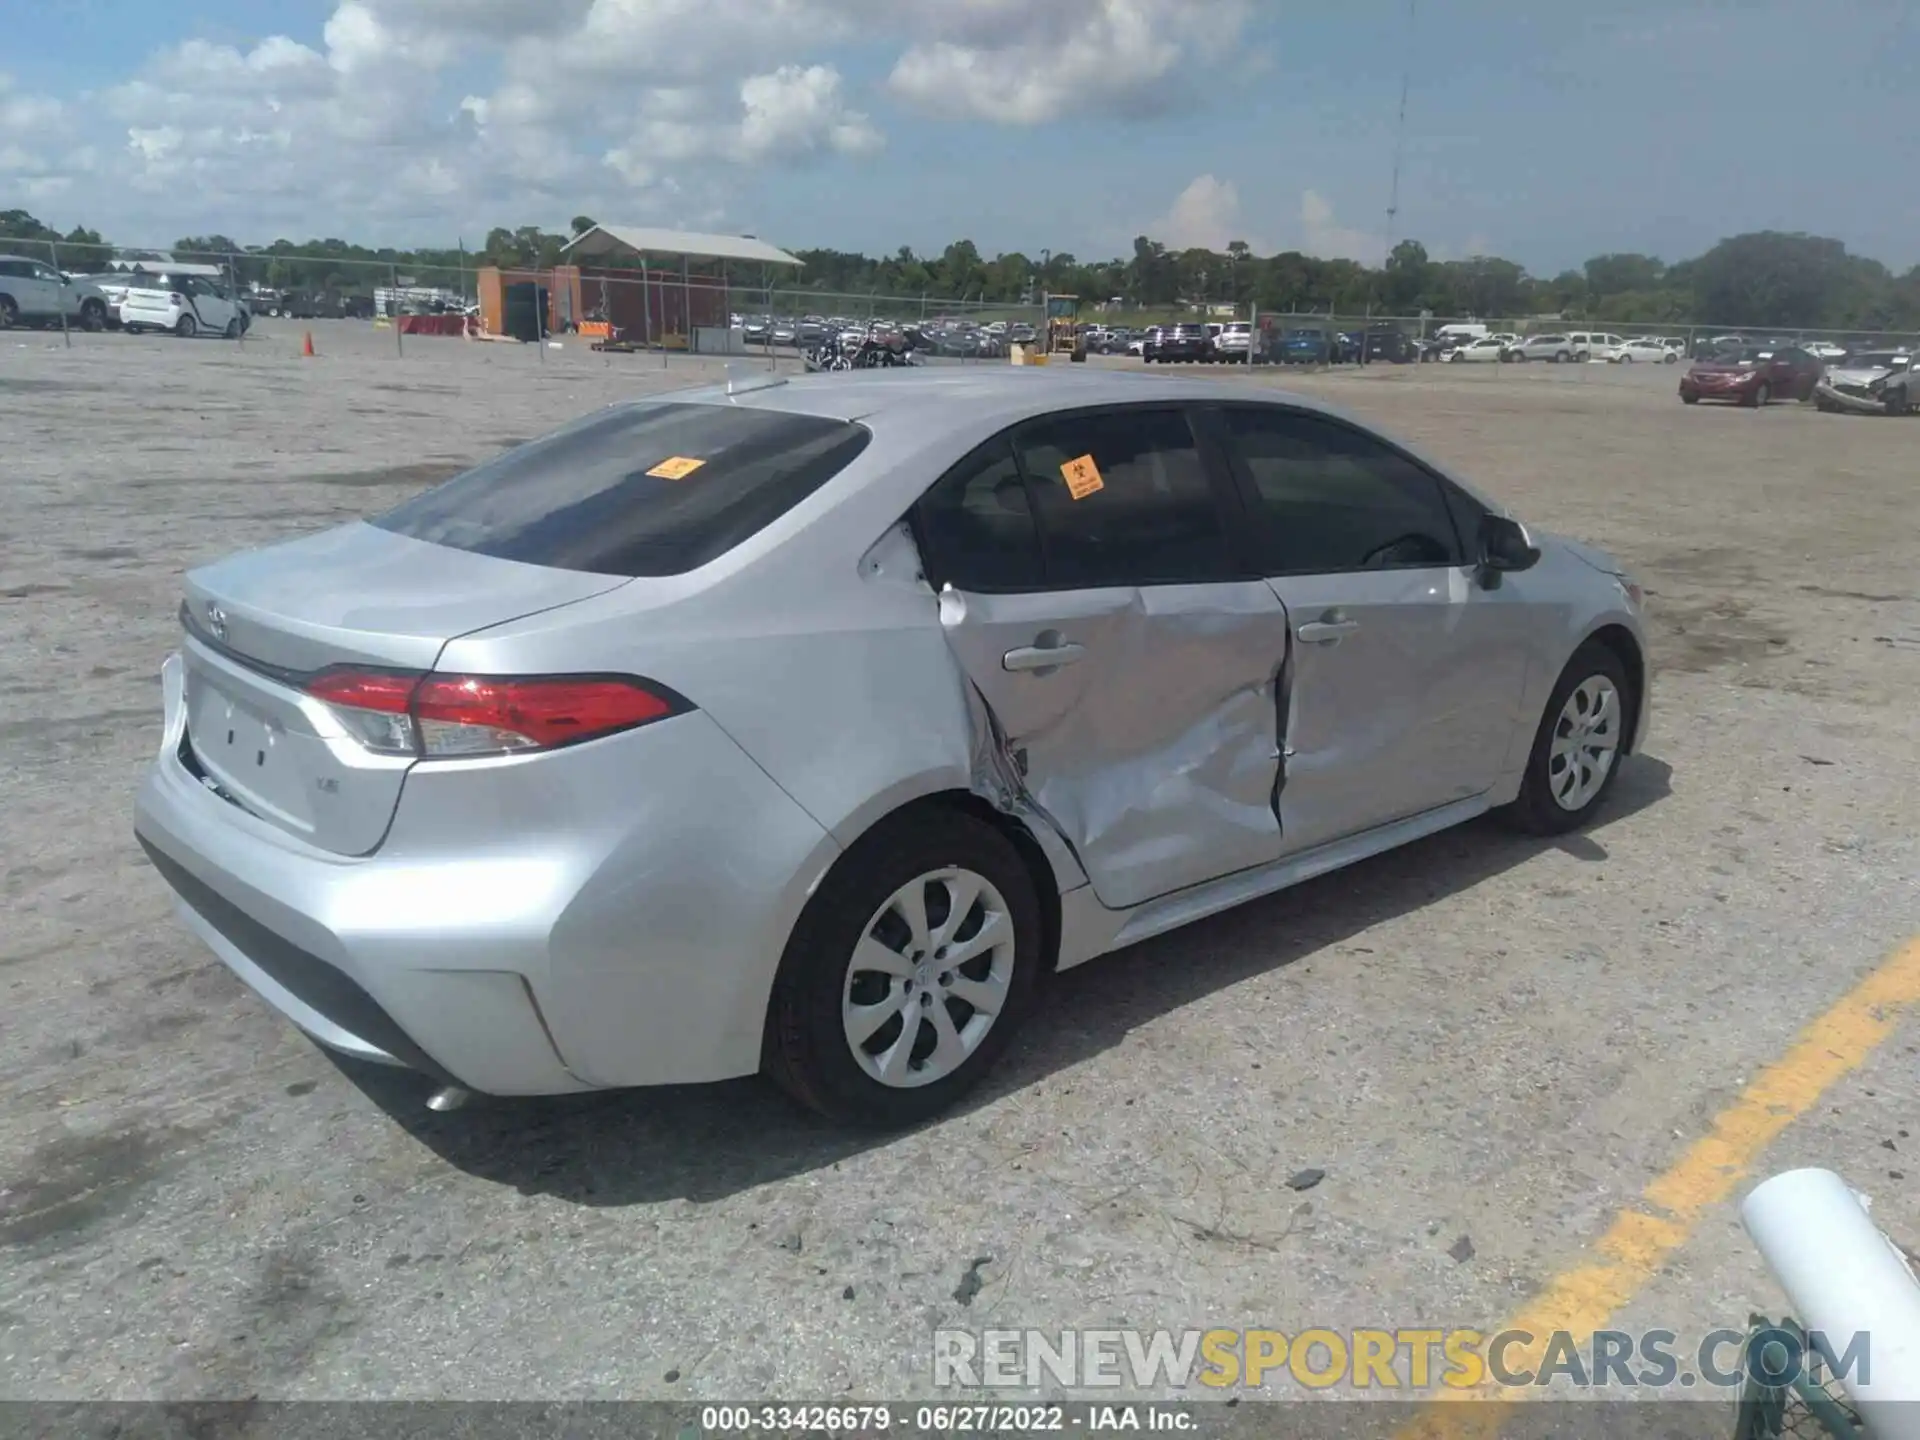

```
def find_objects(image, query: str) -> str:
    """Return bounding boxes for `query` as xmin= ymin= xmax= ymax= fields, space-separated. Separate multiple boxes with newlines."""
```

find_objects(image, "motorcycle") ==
xmin=804 ymin=325 xmax=920 ymax=372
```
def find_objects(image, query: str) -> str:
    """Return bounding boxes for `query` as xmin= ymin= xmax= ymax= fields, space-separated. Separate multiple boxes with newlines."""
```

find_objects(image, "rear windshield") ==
xmin=373 ymin=401 xmax=871 ymax=577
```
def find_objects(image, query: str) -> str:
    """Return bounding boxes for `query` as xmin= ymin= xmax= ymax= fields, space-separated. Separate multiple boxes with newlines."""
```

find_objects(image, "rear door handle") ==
xmin=1003 ymin=641 xmax=1086 ymax=673
xmin=1296 ymin=618 xmax=1360 ymax=644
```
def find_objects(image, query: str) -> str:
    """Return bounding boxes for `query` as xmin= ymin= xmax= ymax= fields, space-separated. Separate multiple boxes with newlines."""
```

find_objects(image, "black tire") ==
xmin=1663 ymin=353 xmax=1677 ymax=363
xmin=1886 ymin=386 xmax=1912 ymax=417
xmin=176 ymin=314 xmax=197 ymax=339
xmin=1554 ymin=350 xmax=1571 ymax=363
xmin=1681 ymin=392 xmax=1699 ymax=404
xmin=224 ymin=317 xmax=242 ymax=339
xmin=1502 ymin=640 xmax=1634 ymax=836
xmin=0 ymin=295 xmax=15 ymax=329
xmin=1749 ymin=381 xmax=1770 ymax=408
xmin=763 ymin=807 xmax=1044 ymax=1128
xmin=79 ymin=300 xmax=106 ymax=332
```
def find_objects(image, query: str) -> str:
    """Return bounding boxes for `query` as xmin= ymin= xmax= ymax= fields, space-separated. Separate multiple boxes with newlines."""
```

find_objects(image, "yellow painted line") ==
xmin=1399 ymin=935 xmax=1920 ymax=1437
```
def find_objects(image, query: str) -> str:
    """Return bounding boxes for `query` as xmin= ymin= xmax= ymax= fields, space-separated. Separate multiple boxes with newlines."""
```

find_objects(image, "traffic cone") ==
xmin=302 ymin=331 xmax=315 ymax=357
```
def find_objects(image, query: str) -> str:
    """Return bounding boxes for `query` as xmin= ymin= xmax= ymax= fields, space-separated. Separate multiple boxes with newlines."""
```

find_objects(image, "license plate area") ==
xmin=184 ymin=666 xmax=310 ymax=831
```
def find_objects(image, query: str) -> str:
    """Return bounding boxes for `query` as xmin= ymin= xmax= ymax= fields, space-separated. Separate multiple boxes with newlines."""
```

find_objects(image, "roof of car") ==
xmin=668 ymin=366 xmax=1348 ymax=440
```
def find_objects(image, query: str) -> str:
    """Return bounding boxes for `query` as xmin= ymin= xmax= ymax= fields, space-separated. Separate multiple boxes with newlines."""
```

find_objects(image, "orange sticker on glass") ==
xmin=646 ymin=456 xmax=706 ymax=480
xmin=1060 ymin=453 xmax=1104 ymax=500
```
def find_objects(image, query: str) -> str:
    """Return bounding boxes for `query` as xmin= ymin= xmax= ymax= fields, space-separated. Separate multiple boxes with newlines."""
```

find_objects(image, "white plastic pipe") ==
xmin=1741 ymin=1167 xmax=1920 ymax=1436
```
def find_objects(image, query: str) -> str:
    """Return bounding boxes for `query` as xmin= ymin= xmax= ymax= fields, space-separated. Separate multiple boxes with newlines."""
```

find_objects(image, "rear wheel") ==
xmin=1503 ymin=641 xmax=1632 ymax=835
xmin=79 ymin=300 xmax=106 ymax=332
xmin=0 ymin=295 xmax=15 ymax=329
xmin=175 ymin=314 xmax=198 ymax=339
xmin=1887 ymin=385 xmax=1913 ymax=417
xmin=1555 ymin=350 xmax=1571 ymax=363
xmin=764 ymin=809 xmax=1043 ymax=1128
xmin=224 ymin=317 xmax=241 ymax=339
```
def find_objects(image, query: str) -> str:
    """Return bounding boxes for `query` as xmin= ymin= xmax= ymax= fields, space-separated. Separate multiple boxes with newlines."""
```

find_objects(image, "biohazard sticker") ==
xmin=646 ymin=456 xmax=706 ymax=480
xmin=1060 ymin=453 xmax=1104 ymax=500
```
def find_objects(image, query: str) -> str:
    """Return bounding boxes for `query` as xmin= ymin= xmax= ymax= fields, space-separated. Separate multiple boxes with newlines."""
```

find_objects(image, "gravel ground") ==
xmin=2 ymin=320 xmax=1917 ymax=1403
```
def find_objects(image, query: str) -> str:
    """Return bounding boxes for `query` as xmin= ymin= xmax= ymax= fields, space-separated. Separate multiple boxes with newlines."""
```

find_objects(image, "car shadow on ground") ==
xmin=338 ymin=754 xmax=1673 ymax=1206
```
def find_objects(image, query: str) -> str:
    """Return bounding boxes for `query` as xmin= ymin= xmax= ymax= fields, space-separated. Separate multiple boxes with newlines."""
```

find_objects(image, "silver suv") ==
xmin=0 ymin=255 xmax=110 ymax=330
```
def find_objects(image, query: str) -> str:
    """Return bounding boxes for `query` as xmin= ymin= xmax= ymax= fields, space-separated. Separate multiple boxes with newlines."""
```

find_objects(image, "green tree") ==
xmin=1686 ymin=231 xmax=1856 ymax=328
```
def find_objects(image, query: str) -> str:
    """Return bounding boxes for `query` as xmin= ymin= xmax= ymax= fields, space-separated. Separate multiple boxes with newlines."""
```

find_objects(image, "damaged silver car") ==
xmin=1813 ymin=349 xmax=1915 ymax=415
xmin=134 ymin=368 xmax=1650 ymax=1125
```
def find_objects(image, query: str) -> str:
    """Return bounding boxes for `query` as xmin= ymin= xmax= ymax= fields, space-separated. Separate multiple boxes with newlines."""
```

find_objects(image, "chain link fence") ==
xmin=0 ymin=236 xmax=1051 ymax=365
xmin=8 ymin=235 xmax=1917 ymax=367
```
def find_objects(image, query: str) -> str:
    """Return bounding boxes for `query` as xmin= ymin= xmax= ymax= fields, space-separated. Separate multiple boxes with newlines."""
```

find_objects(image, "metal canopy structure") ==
xmin=562 ymin=225 xmax=803 ymax=269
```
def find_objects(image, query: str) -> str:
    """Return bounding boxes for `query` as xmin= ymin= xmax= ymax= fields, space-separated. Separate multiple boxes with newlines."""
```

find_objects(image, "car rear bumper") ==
xmin=133 ymin=652 xmax=840 ymax=1095
xmin=121 ymin=301 xmax=184 ymax=328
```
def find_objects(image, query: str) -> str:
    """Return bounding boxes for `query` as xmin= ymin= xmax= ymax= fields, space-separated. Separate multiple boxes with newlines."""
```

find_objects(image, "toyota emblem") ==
xmin=206 ymin=604 xmax=228 ymax=642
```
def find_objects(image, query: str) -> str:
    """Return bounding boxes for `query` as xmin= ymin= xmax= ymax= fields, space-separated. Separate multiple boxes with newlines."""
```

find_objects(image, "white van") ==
xmin=1434 ymin=322 xmax=1488 ymax=344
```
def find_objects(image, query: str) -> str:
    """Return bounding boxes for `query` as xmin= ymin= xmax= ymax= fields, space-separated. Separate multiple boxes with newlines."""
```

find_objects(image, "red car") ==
xmin=1679 ymin=345 xmax=1824 ymax=406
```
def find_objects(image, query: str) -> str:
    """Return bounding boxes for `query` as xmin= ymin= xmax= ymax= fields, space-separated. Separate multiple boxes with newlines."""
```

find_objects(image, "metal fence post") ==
xmin=391 ymin=264 xmax=404 ymax=356
xmin=49 ymin=239 xmax=72 ymax=348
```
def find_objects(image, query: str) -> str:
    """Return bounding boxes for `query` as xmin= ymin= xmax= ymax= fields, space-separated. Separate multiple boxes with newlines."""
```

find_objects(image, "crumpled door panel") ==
xmin=939 ymin=581 xmax=1290 ymax=910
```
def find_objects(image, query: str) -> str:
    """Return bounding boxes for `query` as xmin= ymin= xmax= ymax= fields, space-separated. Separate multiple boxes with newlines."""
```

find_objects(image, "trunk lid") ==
xmin=179 ymin=522 xmax=627 ymax=854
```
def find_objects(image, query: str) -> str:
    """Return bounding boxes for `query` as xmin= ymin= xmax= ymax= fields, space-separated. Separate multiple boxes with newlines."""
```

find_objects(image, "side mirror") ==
xmin=1477 ymin=513 xmax=1541 ymax=585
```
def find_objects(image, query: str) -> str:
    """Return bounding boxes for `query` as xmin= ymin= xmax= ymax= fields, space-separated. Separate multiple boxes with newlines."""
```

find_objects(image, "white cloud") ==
xmin=1145 ymin=174 xmax=1265 ymax=253
xmin=1 ymin=0 xmax=1249 ymax=246
xmin=887 ymin=0 xmax=1249 ymax=124
xmin=1299 ymin=190 xmax=1384 ymax=264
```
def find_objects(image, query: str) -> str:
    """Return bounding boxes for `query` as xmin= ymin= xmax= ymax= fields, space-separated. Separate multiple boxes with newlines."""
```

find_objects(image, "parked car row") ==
xmin=733 ymin=313 xmax=1005 ymax=358
xmin=0 ymin=256 xmax=278 ymax=338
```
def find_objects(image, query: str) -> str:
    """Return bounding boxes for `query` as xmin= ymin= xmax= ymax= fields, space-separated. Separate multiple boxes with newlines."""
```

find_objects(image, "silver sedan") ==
xmin=134 ymin=369 xmax=1651 ymax=1126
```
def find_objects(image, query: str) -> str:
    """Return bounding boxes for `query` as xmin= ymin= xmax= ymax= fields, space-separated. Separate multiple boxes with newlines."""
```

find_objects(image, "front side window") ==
xmin=1219 ymin=408 xmax=1465 ymax=575
xmin=1012 ymin=407 xmax=1235 ymax=589
xmin=375 ymin=401 xmax=872 ymax=578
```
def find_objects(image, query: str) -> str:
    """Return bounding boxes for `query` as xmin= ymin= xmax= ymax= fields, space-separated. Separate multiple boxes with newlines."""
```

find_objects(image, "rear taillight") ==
xmin=304 ymin=670 xmax=683 ymax=758
xmin=170 ymin=292 xmax=186 ymax=305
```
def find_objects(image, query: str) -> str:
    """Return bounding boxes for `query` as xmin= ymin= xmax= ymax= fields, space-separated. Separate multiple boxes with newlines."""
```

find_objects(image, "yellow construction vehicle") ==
xmin=1045 ymin=293 xmax=1087 ymax=362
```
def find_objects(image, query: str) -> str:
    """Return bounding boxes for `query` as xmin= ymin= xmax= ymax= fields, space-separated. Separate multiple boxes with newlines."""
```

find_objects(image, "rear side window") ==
xmin=1013 ymin=407 xmax=1234 ymax=588
xmin=374 ymin=402 xmax=871 ymax=577
xmin=914 ymin=439 xmax=1044 ymax=592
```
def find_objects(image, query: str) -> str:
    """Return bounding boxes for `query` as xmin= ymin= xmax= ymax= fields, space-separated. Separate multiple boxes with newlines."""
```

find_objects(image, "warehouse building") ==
xmin=475 ymin=225 xmax=804 ymax=346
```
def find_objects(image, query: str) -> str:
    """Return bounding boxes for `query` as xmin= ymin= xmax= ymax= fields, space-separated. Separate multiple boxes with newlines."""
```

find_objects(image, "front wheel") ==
xmin=0 ymin=295 xmax=16 ymax=329
xmin=1887 ymin=386 xmax=1913 ymax=417
xmin=763 ymin=808 xmax=1043 ymax=1128
xmin=1503 ymin=640 xmax=1633 ymax=835
xmin=224 ymin=317 xmax=242 ymax=339
xmin=1663 ymin=353 xmax=1678 ymax=363
xmin=1555 ymin=350 xmax=1571 ymax=363
xmin=1681 ymin=392 xmax=1699 ymax=404
xmin=79 ymin=300 xmax=106 ymax=332
xmin=1749 ymin=381 xmax=1771 ymax=408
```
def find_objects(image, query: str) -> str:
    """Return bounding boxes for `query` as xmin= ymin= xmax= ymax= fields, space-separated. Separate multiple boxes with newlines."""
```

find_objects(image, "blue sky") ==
xmin=6 ymin=0 xmax=1916 ymax=274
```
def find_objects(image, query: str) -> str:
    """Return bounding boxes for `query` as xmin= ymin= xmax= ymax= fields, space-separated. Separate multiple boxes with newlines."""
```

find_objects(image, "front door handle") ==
xmin=1003 ymin=640 xmax=1086 ymax=673
xmin=1296 ymin=617 xmax=1360 ymax=644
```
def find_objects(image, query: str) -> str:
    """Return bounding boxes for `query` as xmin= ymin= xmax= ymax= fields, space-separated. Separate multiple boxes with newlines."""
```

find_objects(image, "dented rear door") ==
xmin=917 ymin=406 xmax=1289 ymax=911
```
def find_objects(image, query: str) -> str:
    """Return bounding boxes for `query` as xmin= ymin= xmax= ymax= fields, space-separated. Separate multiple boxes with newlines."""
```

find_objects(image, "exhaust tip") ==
xmin=425 ymin=1084 xmax=471 ymax=1113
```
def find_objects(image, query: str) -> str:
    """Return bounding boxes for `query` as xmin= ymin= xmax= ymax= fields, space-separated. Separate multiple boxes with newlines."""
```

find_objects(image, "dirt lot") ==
xmin=3 ymin=320 xmax=1917 ymax=1404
